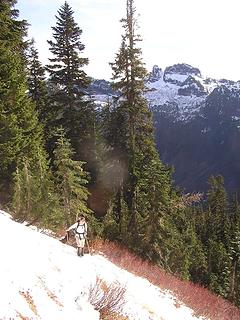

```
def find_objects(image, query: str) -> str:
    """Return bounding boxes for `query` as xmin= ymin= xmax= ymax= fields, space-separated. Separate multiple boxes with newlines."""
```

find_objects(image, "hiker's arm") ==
xmin=66 ymin=222 xmax=77 ymax=232
xmin=85 ymin=223 xmax=88 ymax=237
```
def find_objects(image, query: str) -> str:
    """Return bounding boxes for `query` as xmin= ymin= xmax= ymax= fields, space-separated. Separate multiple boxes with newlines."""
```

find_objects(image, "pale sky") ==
xmin=16 ymin=0 xmax=240 ymax=81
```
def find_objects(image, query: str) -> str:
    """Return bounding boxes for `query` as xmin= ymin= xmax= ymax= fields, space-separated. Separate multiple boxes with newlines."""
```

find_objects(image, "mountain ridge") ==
xmin=88 ymin=63 xmax=240 ymax=192
xmin=89 ymin=62 xmax=240 ymax=122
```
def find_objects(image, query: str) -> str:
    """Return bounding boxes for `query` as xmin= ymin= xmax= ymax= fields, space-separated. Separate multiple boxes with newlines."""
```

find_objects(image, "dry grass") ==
xmin=102 ymin=313 xmax=129 ymax=320
xmin=91 ymin=238 xmax=240 ymax=320
xmin=19 ymin=290 xmax=38 ymax=317
xmin=38 ymin=276 xmax=63 ymax=308
xmin=88 ymin=276 xmax=128 ymax=320
xmin=15 ymin=310 xmax=30 ymax=320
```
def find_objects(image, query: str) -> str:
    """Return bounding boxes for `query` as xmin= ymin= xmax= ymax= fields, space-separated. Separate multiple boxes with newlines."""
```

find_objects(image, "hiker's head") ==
xmin=77 ymin=215 xmax=85 ymax=222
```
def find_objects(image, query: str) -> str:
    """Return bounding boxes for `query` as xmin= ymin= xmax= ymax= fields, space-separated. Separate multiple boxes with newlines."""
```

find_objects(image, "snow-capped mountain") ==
xmin=146 ymin=64 xmax=240 ymax=121
xmin=89 ymin=63 xmax=240 ymax=192
xmin=89 ymin=63 xmax=240 ymax=122
xmin=145 ymin=63 xmax=240 ymax=121
xmin=145 ymin=64 xmax=206 ymax=121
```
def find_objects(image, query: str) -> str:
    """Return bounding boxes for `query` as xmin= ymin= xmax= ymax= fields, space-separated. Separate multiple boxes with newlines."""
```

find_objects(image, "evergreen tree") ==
xmin=228 ymin=194 xmax=240 ymax=303
xmin=0 ymin=1 xmax=45 ymax=191
xmin=110 ymin=0 xmax=154 ymax=237
xmin=207 ymin=175 xmax=230 ymax=245
xmin=157 ymin=197 xmax=208 ymax=281
xmin=106 ymin=0 xmax=173 ymax=258
xmin=12 ymin=152 xmax=62 ymax=228
xmin=53 ymin=129 xmax=92 ymax=226
xmin=206 ymin=175 xmax=232 ymax=297
xmin=46 ymin=1 xmax=96 ymax=170
xmin=26 ymin=38 xmax=49 ymax=123
xmin=189 ymin=187 xmax=240 ymax=304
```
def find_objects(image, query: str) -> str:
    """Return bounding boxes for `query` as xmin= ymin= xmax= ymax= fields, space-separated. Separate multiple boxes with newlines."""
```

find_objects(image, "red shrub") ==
xmin=88 ymin=276 xmax=127 ymax=319
xmin=91 ymin=239 xmax=240 ymax=320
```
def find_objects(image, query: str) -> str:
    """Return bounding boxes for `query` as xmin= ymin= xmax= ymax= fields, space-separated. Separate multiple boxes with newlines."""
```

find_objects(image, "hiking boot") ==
xmin=77 ymin=247 xmax=84 ymax=257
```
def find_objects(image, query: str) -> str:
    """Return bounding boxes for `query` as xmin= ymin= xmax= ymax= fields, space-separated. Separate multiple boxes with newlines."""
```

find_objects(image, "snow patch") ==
xmin=0 ymin=214 xmax=207 ymax=320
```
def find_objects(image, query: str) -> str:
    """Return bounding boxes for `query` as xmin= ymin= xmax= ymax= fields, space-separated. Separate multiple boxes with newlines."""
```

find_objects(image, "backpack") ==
xmin=75 ymin=221 xmax=86 ymax=235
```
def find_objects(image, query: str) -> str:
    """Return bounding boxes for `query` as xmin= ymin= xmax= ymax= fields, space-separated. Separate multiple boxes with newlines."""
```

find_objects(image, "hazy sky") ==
xmin=16 ymin=0 xmax=240 ymax=81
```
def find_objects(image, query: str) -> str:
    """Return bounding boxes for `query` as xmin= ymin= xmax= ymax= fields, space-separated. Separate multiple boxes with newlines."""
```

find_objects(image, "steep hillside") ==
xmin=0 ymin=211 xmax=209 ymax=320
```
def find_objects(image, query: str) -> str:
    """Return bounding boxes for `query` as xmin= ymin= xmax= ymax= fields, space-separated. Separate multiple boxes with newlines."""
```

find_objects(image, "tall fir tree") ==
xmin=228 ymin=194 xmax=240 ymax=303
xmin=105 ymin=0 xmax=173 ymax=258
xmin=206 ymin=175 xmax=232 ymax=297
xmin=0 ymin=0 xmax=46 ymax=195
xmin=207 ymin=175 xmax=231 ymax=245
xmin=187 ymin=189 xmax=240 ymax=305
xmin=46 ymin=1 xmax=97 ymax=173
xmin=26 ymin=38 xmax=49 ymax=124
xmin=53 ymin=129 xmax=92 ymax=226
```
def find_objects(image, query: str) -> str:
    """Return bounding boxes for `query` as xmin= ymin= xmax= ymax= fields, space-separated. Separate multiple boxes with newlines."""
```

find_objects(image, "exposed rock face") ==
xmin=165 ymin=63 xmax=201 ymax=77
xmin=163 ymin=63 xmax=201 ymax=85
xmin=88 ymin=79 xmax=115 ymax=95
xmin=178 ymin=76 xmax=206 ymax=97
xmin=147 ymin=65 xmax=163 ymax=83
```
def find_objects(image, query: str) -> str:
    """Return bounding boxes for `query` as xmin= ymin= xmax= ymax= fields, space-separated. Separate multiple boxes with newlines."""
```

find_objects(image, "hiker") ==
xmin=66 ymin=215 xmax=88 ymax=256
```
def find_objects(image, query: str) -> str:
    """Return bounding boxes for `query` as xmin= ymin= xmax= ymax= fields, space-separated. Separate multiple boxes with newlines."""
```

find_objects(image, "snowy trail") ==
xmin=0 ymin=213 xmax=99 ymax=320
xmin=0 ymin=213 xmax=206 ymax=320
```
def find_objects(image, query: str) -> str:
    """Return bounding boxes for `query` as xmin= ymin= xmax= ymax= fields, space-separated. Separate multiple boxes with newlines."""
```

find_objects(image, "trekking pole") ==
xmin=85 ymin=237 xmax=91 ymax=255
xmin=66 ymin=231 xmax=69 ymax=244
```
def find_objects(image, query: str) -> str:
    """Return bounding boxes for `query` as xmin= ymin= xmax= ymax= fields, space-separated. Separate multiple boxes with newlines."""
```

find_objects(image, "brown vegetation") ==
xmin=88 ymin=276 xmax=128 ymax=320
xmin=38 ymin=276 xmax=63 ymax=308
xmin=19 ymin=290 xmax=38 ymax=317
xmin=91 ymin=239 xmax=240 ymax=320
xmin=15 ymin=310 xmax=30 ymax=320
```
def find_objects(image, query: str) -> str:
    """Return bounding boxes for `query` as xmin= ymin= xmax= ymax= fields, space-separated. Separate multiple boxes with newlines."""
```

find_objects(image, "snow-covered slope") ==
xmin=0 ymin=211 xmax=206 ymax=320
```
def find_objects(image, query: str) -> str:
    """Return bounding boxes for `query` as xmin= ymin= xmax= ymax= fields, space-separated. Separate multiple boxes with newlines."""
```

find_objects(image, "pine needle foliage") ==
xmin=26 ymin=39 xmax=49 ymax=124
xmin=105 ymin=0 xmax=174 ymax=260
xmin=0 ymin=1 xmax=46 ymax=194
xmin=46 ymin=1 xmax=96 ymax=168
xmin=53 ymin=129 xmax=92 ymax=226
xmin=12 ymin=152 xmax=62 ymax=228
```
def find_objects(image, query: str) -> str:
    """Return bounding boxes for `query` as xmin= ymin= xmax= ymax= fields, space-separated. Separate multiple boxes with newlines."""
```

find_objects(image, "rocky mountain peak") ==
xmin=163 ymin=63 xmax=201 ymax=85
xmin=85 ymin=62 xmax=240 ymax=194
xmin=88 ymin=61 xmax=240 ymax=123
xmin=165 ymin=63 xmax=201 ymax=77
xmin=178 ymin=76 xmax=206 ymax=97
xmin=147 ymin=65 xmax=163 ymax=83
